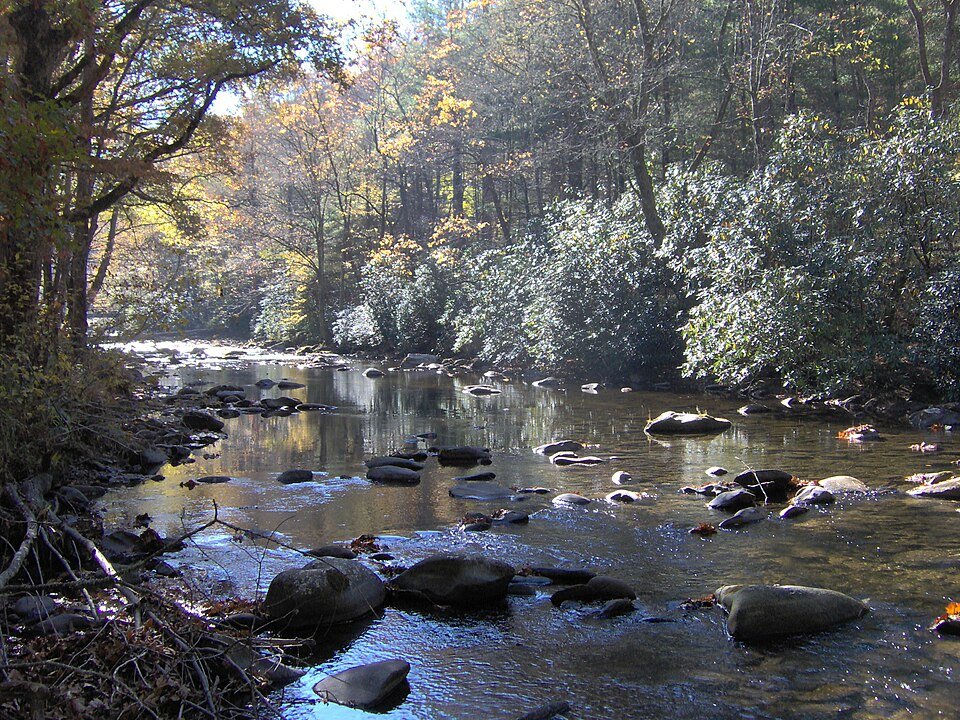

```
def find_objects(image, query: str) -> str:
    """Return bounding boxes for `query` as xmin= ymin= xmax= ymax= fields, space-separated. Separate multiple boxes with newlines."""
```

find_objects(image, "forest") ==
xmin=4 ymin=0 xmax=960 ymax=400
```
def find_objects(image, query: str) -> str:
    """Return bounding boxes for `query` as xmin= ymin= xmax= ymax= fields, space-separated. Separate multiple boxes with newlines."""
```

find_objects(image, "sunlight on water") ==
xmin=100 ymin=343 xmax=960 ymax=719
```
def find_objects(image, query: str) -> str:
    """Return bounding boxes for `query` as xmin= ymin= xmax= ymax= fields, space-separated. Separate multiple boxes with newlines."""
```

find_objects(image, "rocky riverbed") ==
xmin=95 ymin=341 xmax=960 ymax=720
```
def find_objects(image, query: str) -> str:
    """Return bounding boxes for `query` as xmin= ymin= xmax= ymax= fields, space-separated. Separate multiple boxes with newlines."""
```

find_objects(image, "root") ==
xmin=0 ymin=485 xmax=38 ymax=590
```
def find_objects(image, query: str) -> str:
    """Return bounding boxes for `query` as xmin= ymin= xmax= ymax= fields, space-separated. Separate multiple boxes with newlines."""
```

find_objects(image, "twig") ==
xmin=0 ymin=485 xmax=39 ymax=590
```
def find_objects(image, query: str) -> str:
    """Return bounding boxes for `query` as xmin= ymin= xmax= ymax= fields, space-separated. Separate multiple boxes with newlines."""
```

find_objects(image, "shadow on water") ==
xmin=101 ymin=348 xmax=960 ymax=719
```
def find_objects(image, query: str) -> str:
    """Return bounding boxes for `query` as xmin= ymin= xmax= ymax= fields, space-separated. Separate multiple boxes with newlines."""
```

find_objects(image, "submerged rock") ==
xmin=313 ymin=659 xmax=410 ymax=710
xmin=264 ymin=558 xmax=386 ymax=628
xmin=449 ymin=481 xmax=514 ymax=500
xmin=595 ymin=598 xmax=636 ymax=619
xmin=645 ymin=411 xmax=731 ymax=435
xmin=718 ymin=506 xmax=766 ymax=529
xmin=462 ymin=385 xmax=501 ymax=396
xmin=550 ymin=576 xmax=636 ymax=606
xmin=715 ymin=584 xmax=868 ymax=641
xmin=779 ymin=505 xmax=810 ymax=519
xmin=389 ymin=553 xmax=515 ymax=606
xmin=551 ymin=454 xmax=606 ymax=467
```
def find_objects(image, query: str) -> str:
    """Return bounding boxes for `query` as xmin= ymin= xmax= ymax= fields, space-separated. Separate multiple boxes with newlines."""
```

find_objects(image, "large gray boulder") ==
xmin=264 ymin=558 xmax=386 ymax=628
xmin=389 ymin=553 xmax=515 ymax=606
xmin=313 ymin=659 xmax=410 ymax=709
xmin=715 ymin=584 xmax=868 ymax=641
xmin=645 ymin=411 xmax=731 ymax=435
xmin=907 ymin=476 xmax=960 ymax=500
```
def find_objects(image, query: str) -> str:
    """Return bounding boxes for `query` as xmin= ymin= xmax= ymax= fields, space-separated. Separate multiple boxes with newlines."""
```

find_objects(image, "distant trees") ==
xmin=0 ymin=0 xmax=341 ymax=356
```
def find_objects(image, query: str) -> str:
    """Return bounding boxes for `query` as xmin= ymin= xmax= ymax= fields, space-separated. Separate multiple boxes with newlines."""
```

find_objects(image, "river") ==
xmin=102 ymin=342 xmax=959 ymax=719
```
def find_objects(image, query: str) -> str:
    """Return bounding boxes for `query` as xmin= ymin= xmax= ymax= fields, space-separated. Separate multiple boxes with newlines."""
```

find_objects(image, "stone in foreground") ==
xmin=907 ymin=476 xmax=960 ymax=500
xmin=644 ymin=411 xmax=731 ymax=435
xmin=313 ymin=659 xmax=410 ymax=710
xmin=265 ymin=558 xmax=386 ymax=628
xmin=715 ymin=584 xmax=868 ymax=641
xmin=389 ymin=553 xmax=515 ymax=606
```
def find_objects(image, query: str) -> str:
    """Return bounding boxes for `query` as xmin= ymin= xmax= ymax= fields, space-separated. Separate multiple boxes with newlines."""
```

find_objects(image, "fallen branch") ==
xmin=0 ymin=485 xmax=39 ymax=590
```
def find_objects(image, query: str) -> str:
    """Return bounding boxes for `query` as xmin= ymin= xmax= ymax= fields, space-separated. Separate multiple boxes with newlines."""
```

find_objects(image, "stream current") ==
xmin=102 ymin=343 xmax=959 ymax=719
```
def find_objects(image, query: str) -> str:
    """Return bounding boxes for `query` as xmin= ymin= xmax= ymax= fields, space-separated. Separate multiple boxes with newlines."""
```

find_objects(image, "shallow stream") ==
xmin=102 ymin=343 xmax=959 ymax=719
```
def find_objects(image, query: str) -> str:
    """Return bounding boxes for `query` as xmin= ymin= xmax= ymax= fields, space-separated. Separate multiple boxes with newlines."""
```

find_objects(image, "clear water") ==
xmin=102 ymin=344 xmax=960 ymax=719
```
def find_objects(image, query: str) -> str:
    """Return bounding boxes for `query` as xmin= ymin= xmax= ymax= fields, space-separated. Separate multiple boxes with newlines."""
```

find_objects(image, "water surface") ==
xmin=103 ymin=344 xmax=960 ymax=719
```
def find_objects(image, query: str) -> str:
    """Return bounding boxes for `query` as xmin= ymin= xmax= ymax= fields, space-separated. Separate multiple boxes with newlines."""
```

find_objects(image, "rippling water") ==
xmin=102 ymin=343 xmax=960 ymax=719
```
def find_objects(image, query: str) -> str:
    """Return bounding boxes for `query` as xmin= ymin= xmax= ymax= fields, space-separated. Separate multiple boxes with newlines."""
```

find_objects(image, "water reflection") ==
xmin=101 ymin=353 xmax=960 ymax=719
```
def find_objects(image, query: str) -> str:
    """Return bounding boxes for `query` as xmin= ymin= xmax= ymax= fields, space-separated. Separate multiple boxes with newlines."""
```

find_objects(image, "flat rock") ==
xmin=462 ymin=385 xmax=501 ymax=396
xmin=435 ymin=445 xmax=492 ymax=465
xmin=605 ymin=490 xmax=642 ymax=503
xmin=708 ymin=489 xmax=757 ymax=512
xmin=645 ymin=411 xmax=731 ymax=435
xmin=195 ymin=475 xmax=231 ymax=484
xmin=907 ymin=477 xmax=960 ymax=500
xmin=715 ymin=584 xmax=869 ymax=641
xmin=453 ymin=471 xmax=496 ymax=482
xmin=705 ymin=466 xmax=728 ymax=477
xmin=553 ymin=493 xmax=591 ymax=505
xmin=529 ymin=567 xmax=595 ymax=584
xmin=552 ymin=454 xmax=606 ymax=467
xmin=449 ymin=481 xmax=513 ymax=500
xmin=277 ymin=380 xmax=305 ymax=389
xmin=535 ymin=440 xmax=585 ymax=455
xmin=389 ymin=553 xmax=515 ymax=606
xmin=367 ymin=466 xmax=421 ymax=484
xmin=255 ymin=378 xmax=276 ymax=388
xmin=313 ymin=659 xmax=410 ymax=710
xmin=611 ymin=471 xmax=633 ymax=484
xmin=264 ymin=558 xmax=386 ymax=628
xmin=738 ymin=404 xmax=773 ymax=416
xmin=551 ymin=576 xmax=636 ymax=606
xmin=276 ymin=469 xmax=315 ymax=484
xmin=261 ymin=396 xmax=301 ymax=409
xmin=818 ymin=475 xmax=869 ymax=494
xmin=365 ymin=456 xmax=424 ymax=471
xmin=491 ymin=509 xmax=529 ymax=524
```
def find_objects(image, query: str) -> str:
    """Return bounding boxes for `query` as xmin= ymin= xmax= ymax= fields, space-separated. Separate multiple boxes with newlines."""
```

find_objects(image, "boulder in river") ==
xmin=363 ymin=368 xmax=385 ymax=378
xmin=400 ymin=353 xmax=440 ymax=369
xmin=605 ymin=490 xmax=642 ymax=503
xmin=534 ymin=440 xmax=584 ymax=455
xmin=532 ymin=376 xmax=561 ymax=388
xmin=453 ymin=471 xmax=496 ymax=482
xmin=367 ymin=466 xmax=421 ymax=485
xmin=907 ymin=476 xmax=960 ymax=500
xmin=365 ymin=456 xmax=424 ymax=471
xmin=718 ymin=506 xmax=766 ymax=529
xmin=707 ymin=489 xmax=757 ymax=512
xmin=255 ymin=378 xmax=276 ymax=388
xmin=261 ymin=396 xmax=301 ymax=409
xmin=611 ymin=470 xmax=632 ymax=484
xmin=705 ymin=466 xmax=728 ymax=477
xmin=553 ymin=492 xmax=591 ymax=505
xmin=733 ymin=469 xmax=794 ymax=501
xmin=644 ymin=411 xmax=731 ymax=435
xmin=435 ymin=445 xmax=492 ymax=465
xmin=276 ymin=469 xmax=315 ymax=484
xmin=779 ymin=505 xmax=810 ymax=519
xmin=462 ymin=385 xmax=501 ymax=396
xmin=551 ymin=454 xmax=606 ymax=467
xmin=714 ymin=584 xmax=868 ymax=641
xmin=818 ymin=475 xmax=869 ymax=494
xmin=313 ymin=659 xmax=410 ymax=710
xmin=792 ymin=485 xmax=835 ymax=505
xmin=181 ymin=410 xmax=224 ymax=432
xmin=389 ymin=553 xmax=515 ymax=606
xmin=449 ymin=481 xmax=513 ymax=500
xmin=277 ymin=380 xmax=305 ymax=390
xmin=738 ymin=404 xmax=773 ymax=416
xmin=264 ymin=558 xmax=386 ymax=628
xmin=550 ymin=576 xmax=636 ymax=606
